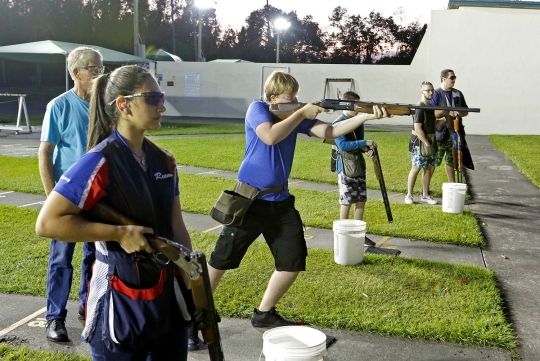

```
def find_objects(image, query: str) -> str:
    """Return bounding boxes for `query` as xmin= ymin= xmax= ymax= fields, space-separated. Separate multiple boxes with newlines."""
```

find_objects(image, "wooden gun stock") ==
xmin=268 ymin=102 xmax=307 ymax=121
xmin=453 ymin=116 xmax=463 ymax=183
xmin=269 ymin=99 xmax=480 ymax=120
xmin=190 ymin=252 xmax=224 ymax=361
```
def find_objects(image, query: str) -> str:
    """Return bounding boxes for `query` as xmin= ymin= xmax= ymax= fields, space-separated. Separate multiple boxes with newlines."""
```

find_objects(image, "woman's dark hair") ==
xmin=87 ymin=65 xmax=153 ymax=150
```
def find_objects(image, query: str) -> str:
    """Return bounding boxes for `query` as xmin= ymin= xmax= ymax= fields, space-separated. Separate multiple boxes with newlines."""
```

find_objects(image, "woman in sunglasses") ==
xmin=36 ymin=65 xmax=193 ymax=360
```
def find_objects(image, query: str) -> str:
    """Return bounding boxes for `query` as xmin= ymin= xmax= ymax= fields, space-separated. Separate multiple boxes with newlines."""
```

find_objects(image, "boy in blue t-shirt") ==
xmin=186 ymin=72 xmax=389 ymax=348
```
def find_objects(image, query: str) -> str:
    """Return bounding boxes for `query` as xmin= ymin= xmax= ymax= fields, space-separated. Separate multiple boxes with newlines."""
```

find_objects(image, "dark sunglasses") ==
xmin=108 ymin=92 xmax=165 ymax=107
xmin=446 ymin=76 xmax=457 ymax=80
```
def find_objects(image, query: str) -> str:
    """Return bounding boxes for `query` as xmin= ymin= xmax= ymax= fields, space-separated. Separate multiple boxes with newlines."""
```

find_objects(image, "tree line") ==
xmin=0 ymin=0 xmax=427 ymax=86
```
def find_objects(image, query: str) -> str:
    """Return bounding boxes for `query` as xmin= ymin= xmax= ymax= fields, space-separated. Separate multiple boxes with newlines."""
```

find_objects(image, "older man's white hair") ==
xmin=67 ymin=47 xmax=103 ymax=81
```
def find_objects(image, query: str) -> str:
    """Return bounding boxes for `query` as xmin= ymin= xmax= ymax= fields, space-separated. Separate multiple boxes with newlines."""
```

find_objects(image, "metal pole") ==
xmin=266 ymin=0 xmax=270 ymax=45
xmin=134 ymin=0 xmax=139 ymax=56
xmin=171 ymin=0 xmax=175 ymax=54
xmin=65 ymin=56 xmax=68 ymax=92
xmin=197 ymin=9 xmax=202 ymax=62
xmin=276 ymin=31 xmax=280 ymax=63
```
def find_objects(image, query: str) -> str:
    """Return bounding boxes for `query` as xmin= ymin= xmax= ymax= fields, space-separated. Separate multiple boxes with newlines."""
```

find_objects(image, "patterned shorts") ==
xmin=411 ymin=146 xmax=437 ymax=168
xmin=338 ymin=172 xmax=367 ymax=205
xmin=435 ymin=139 xmax=454 ymax=167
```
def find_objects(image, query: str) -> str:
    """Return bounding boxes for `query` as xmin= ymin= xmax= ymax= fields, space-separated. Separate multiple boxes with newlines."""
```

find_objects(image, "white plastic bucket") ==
xmin=333 ymin=220 xmax=366 ymax=265
xmin=262 ymin=326 xmax=327 ymax=361
xmin=442 ymin=182 xmax=467 ymax=214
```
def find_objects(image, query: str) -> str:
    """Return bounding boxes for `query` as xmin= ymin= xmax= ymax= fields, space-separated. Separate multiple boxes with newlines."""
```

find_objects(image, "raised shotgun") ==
xmin=270 ymin=99 xmax=480 ymax=120
xmin=85 ymin=201 xmax=225 ymax=361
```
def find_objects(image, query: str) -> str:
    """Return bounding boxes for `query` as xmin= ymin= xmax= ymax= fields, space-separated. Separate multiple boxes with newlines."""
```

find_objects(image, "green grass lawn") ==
xmin=0 ymin=204 xmax=516 ymax=349
xmin=489 ymin=135 xmax=540 ymax=189
xmin=0 ymin=115 xmax=246 ymax=135
xmin=154 ymin=132 xmax=451 ymax=198
xmin=0 ymin=156 xmax=483 ymax=246
xmin=179 ymin=173 xmax=483 ymax=247
xmin=0 ymin=115 xmax=43 ymax=127
xmin=0 ymin=344 xmax=90 ymax=361
xmin=0 ymin=155 xmax=43 ymax=194
xmin=148 ymin=122 xmax=245 ymax=136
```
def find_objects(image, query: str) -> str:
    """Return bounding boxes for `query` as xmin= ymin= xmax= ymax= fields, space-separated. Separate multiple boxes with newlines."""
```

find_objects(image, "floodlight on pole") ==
xmin=274 ymin=18 xmax=290 ymax=63
xmin=195 ymin=0 xmax=213 ymax=62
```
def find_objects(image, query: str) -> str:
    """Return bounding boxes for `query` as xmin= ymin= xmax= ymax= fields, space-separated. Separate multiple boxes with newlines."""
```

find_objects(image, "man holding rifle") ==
xmin=430 ymin=69 xmax=469 ymax=183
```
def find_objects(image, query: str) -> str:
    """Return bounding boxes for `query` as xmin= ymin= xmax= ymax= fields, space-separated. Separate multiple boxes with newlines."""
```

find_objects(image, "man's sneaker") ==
xmin=404 ymin=195 xmax=414 ymax=204
xmin=420 ymin=194 xmax=437 ymax=205
xmin=251 ymin=307 xmax=303 ymax=328
xmin=46 ymin=319 xmax=69 ymax=342
xmin=188 ymin=325 xmax=200 ymax=351
xmin=77 ymin=306 xmax=85 ymax=325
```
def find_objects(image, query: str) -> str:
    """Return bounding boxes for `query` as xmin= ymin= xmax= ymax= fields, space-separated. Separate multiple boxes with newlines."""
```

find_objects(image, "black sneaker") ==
xmin=251 ymin=307 xmax=302 ymax=328
xmin=188 ymin=325 xmax=200 ymax=351
xmin=46 ymin=319 xmax=69 ymax=342
xmin=77 ymin=306 xmax=85 ymax=325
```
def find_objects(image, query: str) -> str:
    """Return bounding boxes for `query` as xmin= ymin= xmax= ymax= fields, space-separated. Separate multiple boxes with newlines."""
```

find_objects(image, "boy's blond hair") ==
xmin=342 ymin=91 xmax=360 ymax=101
xmin=264 ymin=71 xmax=299 ymax=102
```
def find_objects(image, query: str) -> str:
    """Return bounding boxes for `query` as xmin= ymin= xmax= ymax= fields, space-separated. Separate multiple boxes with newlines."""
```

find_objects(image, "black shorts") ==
xmin=208 ymin=195 xmax=307 ymax=272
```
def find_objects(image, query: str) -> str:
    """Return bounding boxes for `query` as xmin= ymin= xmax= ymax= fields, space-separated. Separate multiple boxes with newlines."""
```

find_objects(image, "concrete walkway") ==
xmin=0 ymin=126 xmax=538 ymax=360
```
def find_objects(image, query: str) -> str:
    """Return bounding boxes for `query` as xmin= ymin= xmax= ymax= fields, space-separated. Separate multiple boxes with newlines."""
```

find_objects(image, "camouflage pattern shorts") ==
xmin=411 ymin=146 xmax=437 ymax=168
xmin=338 ymin=172 xmax=367 ymax=205
xmin=435 ymin=140 xmax=454 ymax=167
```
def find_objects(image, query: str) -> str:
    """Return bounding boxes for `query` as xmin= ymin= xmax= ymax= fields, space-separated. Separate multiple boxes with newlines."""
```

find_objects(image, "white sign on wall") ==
xmin=185 ymin=73 xmax=200 ymax=101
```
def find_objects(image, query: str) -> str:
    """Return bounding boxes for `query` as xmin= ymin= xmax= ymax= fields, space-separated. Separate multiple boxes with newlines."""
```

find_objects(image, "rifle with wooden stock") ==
xmin=85 ymin=201 xmax=225 ymax=361
xmin=269 ymin=99 xmax=480 ymax=120
xmin=453 ymin=116 xmax=464 ymax=183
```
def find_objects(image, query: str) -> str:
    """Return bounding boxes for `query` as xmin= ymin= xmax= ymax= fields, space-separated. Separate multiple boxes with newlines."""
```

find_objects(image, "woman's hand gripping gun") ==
xmin=85 ymin=201 xmax=225 ymax=361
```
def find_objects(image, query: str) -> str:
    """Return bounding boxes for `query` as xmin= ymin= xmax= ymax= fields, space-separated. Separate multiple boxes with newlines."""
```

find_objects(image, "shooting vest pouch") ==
xmin=331 ymin=145 xmax=338 ymax=172
xmin=435 ymin=125 xmax=450 ymax=143
xmin=210 ymin=181 xmax=287 ymax=226
xmin=420 ymin=134 xmax=438 ymax=156
xmin=411 ymin=130 xmax=438 ymax=157
xmin=339 ymin=149 xmax=365 ymax=178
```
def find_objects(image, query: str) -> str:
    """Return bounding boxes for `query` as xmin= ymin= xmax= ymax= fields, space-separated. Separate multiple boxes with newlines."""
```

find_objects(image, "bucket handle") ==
xmin=259 ymin=351 xmax=327 ymax=360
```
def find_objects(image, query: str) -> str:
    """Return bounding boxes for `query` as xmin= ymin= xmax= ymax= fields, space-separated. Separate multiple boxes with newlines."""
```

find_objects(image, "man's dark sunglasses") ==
xmin=446 ymin=76 xmax=457 ymax=80
xmin=108 ymin=92 xmax=165 ymax=107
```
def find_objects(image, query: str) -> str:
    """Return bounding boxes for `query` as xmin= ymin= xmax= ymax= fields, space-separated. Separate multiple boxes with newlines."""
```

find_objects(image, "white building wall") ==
xmin=427 ymin=6 xmax=540 ymax=135
xmin=157 ymin=55 xmax=427 ymax=126
xmin=157 ymin=5 xmax=540 ymax=135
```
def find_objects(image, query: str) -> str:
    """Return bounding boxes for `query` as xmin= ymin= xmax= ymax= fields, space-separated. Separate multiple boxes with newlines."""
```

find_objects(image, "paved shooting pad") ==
xmin=0 ymin=294 xmax=509 ymax=361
